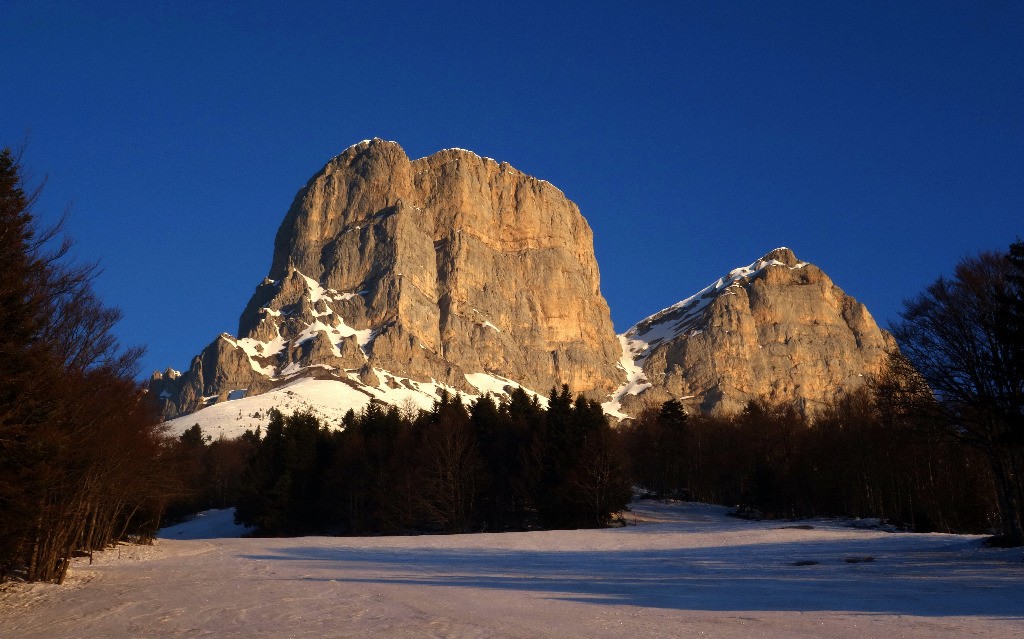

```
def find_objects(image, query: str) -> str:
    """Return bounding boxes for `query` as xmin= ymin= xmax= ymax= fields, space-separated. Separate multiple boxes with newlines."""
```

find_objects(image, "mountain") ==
xmin=152 ymin=139 xmax=624 ymax=429
xmin=153 ymin=142 xmax=897 ymax=437
xmin=604 ymin=248 xmax=896 ymax=417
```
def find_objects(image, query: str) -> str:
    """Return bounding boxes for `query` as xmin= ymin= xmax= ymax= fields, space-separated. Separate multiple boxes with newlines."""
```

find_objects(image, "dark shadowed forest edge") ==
xmin=2 ymin=147 xmax=1023 ymax=586
xmin=0 ymin=149 xmax=180 ymax=584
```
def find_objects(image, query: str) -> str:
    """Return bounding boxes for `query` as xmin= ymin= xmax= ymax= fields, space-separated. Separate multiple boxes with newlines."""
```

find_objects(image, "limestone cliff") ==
xmin=154 ymin=139 xmax=624 ymax=418
xmin=606 ymin=248 xmax=897 ymax=417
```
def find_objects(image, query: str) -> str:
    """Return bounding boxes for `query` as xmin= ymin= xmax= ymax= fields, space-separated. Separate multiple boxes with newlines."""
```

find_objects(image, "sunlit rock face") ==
xmin=153 ymin=139 xmax=624 ymax=419
xmin=609 ymin=248 xmax=897 ymax=418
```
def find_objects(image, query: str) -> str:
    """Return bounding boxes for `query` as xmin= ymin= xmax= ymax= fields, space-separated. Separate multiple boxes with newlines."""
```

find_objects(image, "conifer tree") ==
xmin=0 ymin=148 xmax=173 ymax=582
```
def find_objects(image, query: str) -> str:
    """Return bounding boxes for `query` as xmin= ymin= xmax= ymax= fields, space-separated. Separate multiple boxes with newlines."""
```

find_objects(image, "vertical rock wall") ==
xmin=155 ymin=139 xmax=624 ymax=418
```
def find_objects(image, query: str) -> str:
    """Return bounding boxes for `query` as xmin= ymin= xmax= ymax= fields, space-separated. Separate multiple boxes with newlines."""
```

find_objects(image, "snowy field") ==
xmin=2 ymin=502 xmax=1022 ymax=638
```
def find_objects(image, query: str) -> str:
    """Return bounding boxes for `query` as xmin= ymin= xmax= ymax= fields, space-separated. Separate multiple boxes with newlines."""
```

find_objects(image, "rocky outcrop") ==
xmin=607 ymin=248 xmax=897 ymax=417
xmin=152 ymin=139 xmax=624 ymax=419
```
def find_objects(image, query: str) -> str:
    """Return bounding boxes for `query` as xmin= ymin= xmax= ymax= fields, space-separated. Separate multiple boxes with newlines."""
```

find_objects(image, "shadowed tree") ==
xmin=417 ymin=393 xmax=483 ymax=533
xmin=0 ymin=148 xmax=173 ymax=583
xmin=892 ymin=245 xmax=1024 ymax=544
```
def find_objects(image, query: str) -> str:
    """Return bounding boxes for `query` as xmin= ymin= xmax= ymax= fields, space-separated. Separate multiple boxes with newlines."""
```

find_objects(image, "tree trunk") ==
xmin=988 ymin=450 xmax=1024 ymax=544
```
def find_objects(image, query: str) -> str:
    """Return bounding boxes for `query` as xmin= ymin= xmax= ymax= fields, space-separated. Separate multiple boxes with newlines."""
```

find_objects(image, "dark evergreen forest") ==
xmin=171 ymin=380 xmax=1000 ymax=541
xmin=224 ymin=386 xmax=633 ymax=535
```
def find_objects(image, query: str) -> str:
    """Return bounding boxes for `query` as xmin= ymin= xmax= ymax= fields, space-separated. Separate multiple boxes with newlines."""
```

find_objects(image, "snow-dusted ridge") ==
xmin=236 ymin=269 xmax=377 ymax=378
xmin=163 ymin=266 xmax=550 ymax=439
xmin=602 ymin=249 xmax=808 ymax=417
xmin=343 ymin=138 xmax=557 ymax=189
xmin=436 ymin=147 xmax=499 ymax=164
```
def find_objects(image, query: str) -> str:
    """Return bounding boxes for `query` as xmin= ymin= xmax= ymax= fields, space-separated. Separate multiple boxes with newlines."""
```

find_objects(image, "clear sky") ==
xmin=3 ymin=1 xmax=1022 ymax=378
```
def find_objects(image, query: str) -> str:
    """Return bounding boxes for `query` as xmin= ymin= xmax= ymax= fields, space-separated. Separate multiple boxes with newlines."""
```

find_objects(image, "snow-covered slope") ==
xmin=158 ymin=509 xmax=251 ymax=540
xmin=162 ymin=369 xmax=546 ymax=440
xmin=155 ymin=263 xmax=553 ymax=439
xmin=4 ymin=500 xmax=1021 ymax=638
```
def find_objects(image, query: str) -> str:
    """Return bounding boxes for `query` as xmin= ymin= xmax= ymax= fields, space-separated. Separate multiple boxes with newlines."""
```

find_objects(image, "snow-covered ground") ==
xmin=2 ymin=502 xmax=1022 ymax=638
xmin=157 ymin=509 xmax=253 ymax=540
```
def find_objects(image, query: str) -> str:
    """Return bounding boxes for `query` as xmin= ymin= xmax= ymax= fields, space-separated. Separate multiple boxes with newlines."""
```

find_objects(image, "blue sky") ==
xmin=3 ymin=1 xmax=1022 ymax=377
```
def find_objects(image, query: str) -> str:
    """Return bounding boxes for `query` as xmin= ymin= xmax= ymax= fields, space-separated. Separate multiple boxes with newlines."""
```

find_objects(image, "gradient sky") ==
xmin=3 ymin=1 xmax=1022 ymax=378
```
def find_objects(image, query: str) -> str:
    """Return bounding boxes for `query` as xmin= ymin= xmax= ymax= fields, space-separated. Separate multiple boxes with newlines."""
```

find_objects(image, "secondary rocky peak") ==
xmin=606 ymin=248 xmax=896 ymax=418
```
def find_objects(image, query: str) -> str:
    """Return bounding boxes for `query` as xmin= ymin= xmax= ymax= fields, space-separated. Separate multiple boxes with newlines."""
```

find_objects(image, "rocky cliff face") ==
xmin=153 ymin=139 xmax=624 ymax=419
xmin=605 ymin=248 xmax=897 ymax=417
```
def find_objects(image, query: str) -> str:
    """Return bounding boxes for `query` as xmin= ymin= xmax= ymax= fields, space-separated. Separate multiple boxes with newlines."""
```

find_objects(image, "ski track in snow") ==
xmin=2 ymin=502 xmax=1022 ymax=638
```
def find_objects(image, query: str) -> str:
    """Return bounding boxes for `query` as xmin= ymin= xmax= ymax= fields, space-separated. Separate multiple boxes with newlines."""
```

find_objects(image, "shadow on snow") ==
xmin=239 ymin=534 xmax=1024 ymax=618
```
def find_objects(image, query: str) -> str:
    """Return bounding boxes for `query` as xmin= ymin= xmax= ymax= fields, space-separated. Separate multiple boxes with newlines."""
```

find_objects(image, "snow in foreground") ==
xmin=2 ymin=502 xmax=1022 ymax=639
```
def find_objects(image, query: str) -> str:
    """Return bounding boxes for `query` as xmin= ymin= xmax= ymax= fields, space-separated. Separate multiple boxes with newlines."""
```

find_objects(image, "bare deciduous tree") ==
xmin=892 ymin=246 xmax=1024 ymax=543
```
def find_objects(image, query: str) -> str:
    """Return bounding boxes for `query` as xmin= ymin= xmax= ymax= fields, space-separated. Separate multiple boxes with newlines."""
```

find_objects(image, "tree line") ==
xmin=177 ymin=380 xmax=998 ymax=540
xmin=227 ymin=386 xmax=631 ymax=535
xmin=179 ymin=377 xmax=998 ymax=541
xmin=0 ymin=149 xmax=179 ymax=583
xmin=625 ymin=392 xmax=993 ymax=533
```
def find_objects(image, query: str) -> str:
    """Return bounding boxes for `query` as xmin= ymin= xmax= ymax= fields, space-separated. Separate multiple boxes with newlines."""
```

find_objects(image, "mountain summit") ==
xmin=605 ymin=247 xmax=896 ymax=417
xmin=152 ymin=139 xmax=624 ymax=421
